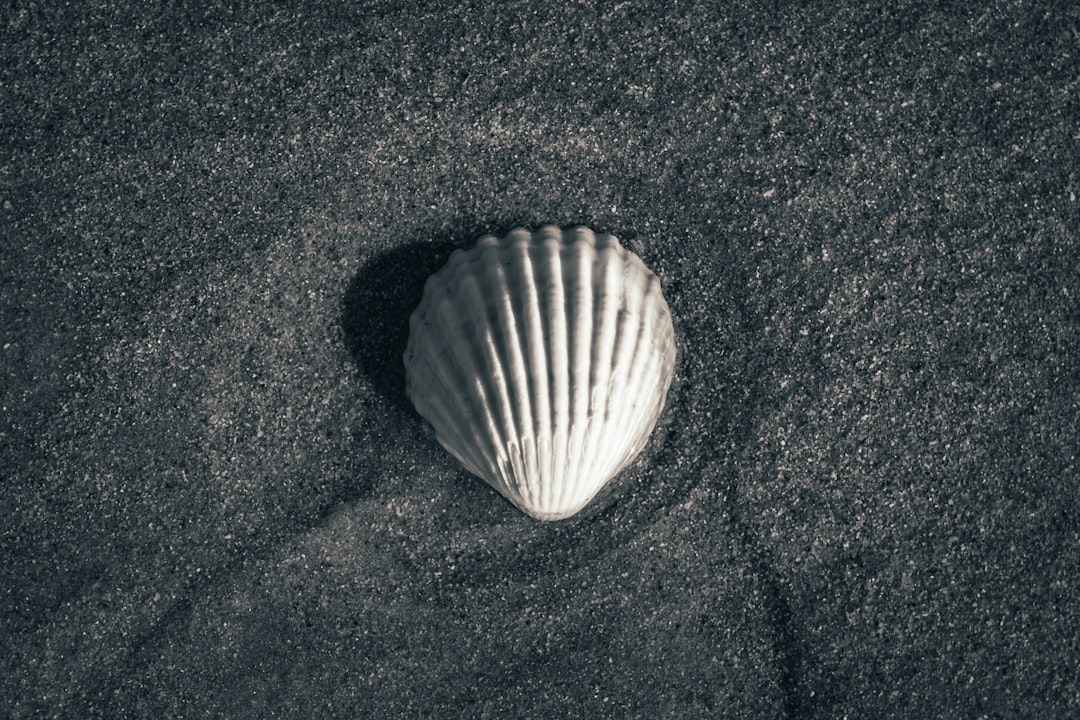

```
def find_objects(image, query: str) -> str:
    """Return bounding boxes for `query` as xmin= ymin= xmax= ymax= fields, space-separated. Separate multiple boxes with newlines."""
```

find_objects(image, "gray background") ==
xmin=2 ymin=1 xmax=1078 ymax=717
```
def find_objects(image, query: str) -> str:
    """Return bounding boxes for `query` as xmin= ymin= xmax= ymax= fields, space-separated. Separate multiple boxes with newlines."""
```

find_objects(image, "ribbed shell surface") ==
xmin=404 ymin=225 xmax=677 ymax=520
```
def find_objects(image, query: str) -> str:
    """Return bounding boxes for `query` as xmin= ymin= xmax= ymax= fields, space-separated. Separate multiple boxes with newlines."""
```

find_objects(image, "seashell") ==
xmin=403 ymin=225 xmax=677 ymax=520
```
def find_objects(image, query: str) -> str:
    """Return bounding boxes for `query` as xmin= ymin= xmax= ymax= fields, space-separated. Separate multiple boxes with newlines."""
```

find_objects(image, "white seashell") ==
xmin=404 ymin=225 xmax=677 ymax=520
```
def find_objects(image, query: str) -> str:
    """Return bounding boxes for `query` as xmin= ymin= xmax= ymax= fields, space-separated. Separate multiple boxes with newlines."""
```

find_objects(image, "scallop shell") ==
xmin=404 ymin=225 xmax=677 ymax=520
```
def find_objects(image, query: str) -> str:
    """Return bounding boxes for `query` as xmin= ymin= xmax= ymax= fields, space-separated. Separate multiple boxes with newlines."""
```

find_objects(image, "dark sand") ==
xmin=2 ymin=2 xmax=1078 ymax=718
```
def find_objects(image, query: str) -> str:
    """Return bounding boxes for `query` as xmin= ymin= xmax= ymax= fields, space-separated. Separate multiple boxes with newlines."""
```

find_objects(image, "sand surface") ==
xmin=2 ymin=2 xmax=1078 ymax=717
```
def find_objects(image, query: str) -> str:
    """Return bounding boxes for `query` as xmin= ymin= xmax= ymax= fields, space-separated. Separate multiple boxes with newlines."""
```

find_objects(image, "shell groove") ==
xmin=404 ymin=225 xmax=677 ymax=520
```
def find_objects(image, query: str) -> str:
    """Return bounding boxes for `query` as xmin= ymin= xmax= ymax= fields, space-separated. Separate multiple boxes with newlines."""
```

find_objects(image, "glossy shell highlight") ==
xmin=404 ymin=225 xmax=677 ymax=520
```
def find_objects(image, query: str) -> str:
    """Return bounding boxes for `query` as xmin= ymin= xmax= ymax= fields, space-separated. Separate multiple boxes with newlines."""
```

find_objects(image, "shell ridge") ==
xmin=604 ymin=277 xmax=663 ymax=476
xmin=523 ymin=238 xmax=555 ymax=510
xmin=438 ymin=267 xmax=507 ymax=477
xmin=419 ymin=296 xmax=502 ymax=475
xmin=478 ymin=314 xmax=518 ymax=487
xmin=484 ymin=248 xmax=535 ymax=495
xmin=624 ymin=350 xmax=668 ymax=467
xmin=417 ymin=377 xmax=479 ymax=471
xmin=457 ymin=269 xmax=516 ymax=478
xmin=616 ymin=287 xmax=675 ymax=474
xmin=524 ymin=236 xmax=549 ymax=513
xmin=504 ymin=241 xmax=543 ymax=509
xmin=603 ymin=265 xmax=646 ymax=449
xmin=577 ymin=239 xmax=624 ymax=500
xmin=564 ymin=235 xmax=596 ymax=514
xmin=569 ymin=235 xmax=595 ymax=434
xmin=543 ymin=236 xmax=570 ymax=514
